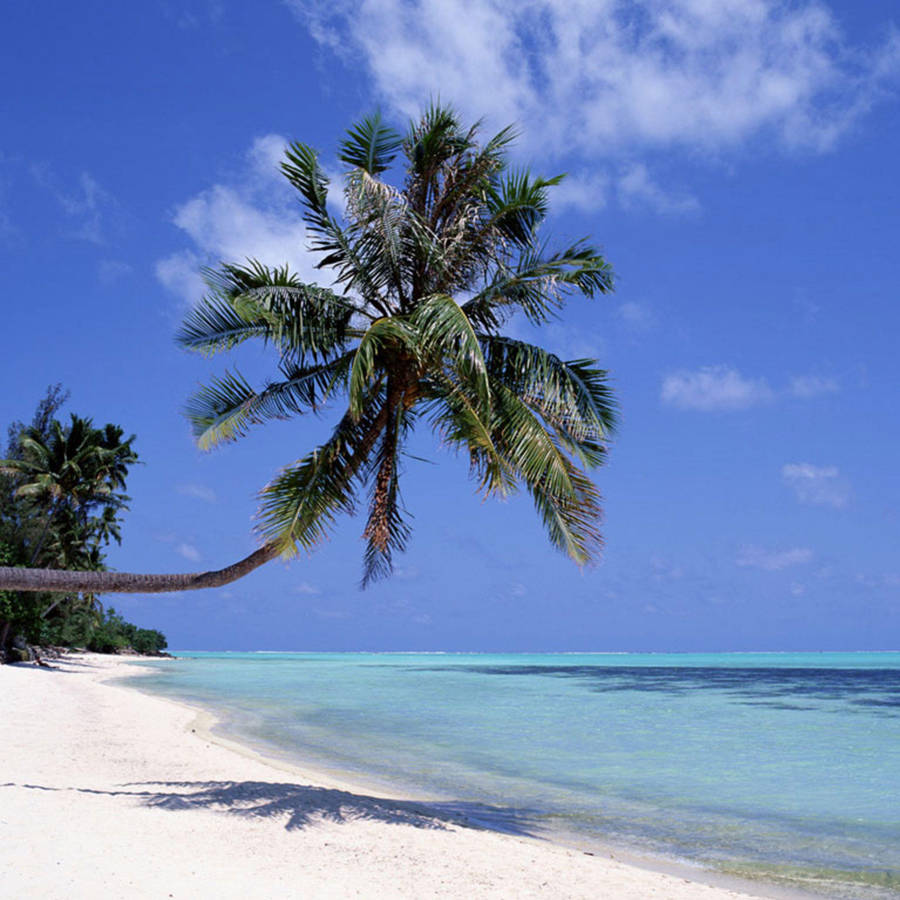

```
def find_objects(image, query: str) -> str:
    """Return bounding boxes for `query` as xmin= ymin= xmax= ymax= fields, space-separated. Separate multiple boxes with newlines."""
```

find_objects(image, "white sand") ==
xmin=0 ymin=654 xmax=779 ymax=899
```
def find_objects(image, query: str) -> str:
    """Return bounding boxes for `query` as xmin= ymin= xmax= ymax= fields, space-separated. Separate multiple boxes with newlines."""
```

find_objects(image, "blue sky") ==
xmin=2 ymin=0 xmax=898 ymax=650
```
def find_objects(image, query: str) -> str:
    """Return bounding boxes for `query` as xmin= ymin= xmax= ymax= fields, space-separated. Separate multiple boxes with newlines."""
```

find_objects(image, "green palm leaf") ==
xmin=185 ymin=353 xmax=356 ymax=450
xmin=256 ymin=391 xmax=388 ymax=555
xmin=339 ymin=112 xmax=402 ymax=175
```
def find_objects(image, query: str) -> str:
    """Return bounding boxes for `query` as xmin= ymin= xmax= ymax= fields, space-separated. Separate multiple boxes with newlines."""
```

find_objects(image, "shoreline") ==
xmin=122 ymin=663 xmax=819 ymax=899
xmin=1 ymin=653 xmax=810 ymax=898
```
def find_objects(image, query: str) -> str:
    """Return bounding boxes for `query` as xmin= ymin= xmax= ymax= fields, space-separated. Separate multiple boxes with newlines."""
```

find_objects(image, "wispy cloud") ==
xmin=616 ymin=163 xmax=699 ymax=215
xmin=294 ymin=581 xmax=321 ymax=595
xmin=550 ymin=171 xmax=609 ymax=213
xmin=31 ymin=167 xmax=119 ymax=244
xmin=290 ymin=0 xmax=900 ymax=156
xmin=661 ymin=366 xmax=774 ymax=411
xmin=736 ymin=545 xmax=814 ymax=571
xmin=788 ymin=375 xmax=839 ymax=398
xmin=617 ymin=301 xmax=657 ymax=332
xmin=177 ymin=483 xmax=217 ymax=503
xmin=176 ymin=542 xmax=202 ymax=562
xmin=782 ymin=463 xmax=851 ymax=508
xmin=662 ymin=367 xmax=841 ymax=411
xmin=97 ymin=259 xmax=132 ymax=285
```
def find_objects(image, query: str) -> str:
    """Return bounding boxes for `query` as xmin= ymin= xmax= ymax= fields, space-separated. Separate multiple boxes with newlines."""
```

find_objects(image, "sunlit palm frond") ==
xmin=481 ymin=336 xmax=616 ymax=462
xmin=256 ymin=390 xmax=388 ymax=555
xmin=339 ymin=112 xmax=402 ymax=175
xmin=348 ymin=317 xmax=416 ymax=419
xmin=490 ymin=383 xmax=603 ymax=564
xmin=185 ymin=352 xmax=355 ymax=451
xmin=462 ymin=242 xmax=614 ymax=330
xmin=281 ymin=141 xmax=332 ymax=235
xmin=179 ymin=261 xmax=356 ymax=363
xmin=484 ymin=170 xmax=564 ymax=246
xmin=423 ymin=372 xmax=509 ymax=497
xmin=414 ymin=293 xmax=491 ymax=417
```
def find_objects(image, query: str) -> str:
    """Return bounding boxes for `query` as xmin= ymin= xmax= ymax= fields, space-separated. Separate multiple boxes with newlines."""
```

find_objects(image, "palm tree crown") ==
xmin=1 ymin=414 xmax=137 ymax=568
xmin=178 ymin=105 xmax=616 ymax=586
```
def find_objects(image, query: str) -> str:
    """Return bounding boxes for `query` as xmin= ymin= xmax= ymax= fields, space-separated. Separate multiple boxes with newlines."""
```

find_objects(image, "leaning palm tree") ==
xmin=0 ymin=105 xmax=615 ymax=594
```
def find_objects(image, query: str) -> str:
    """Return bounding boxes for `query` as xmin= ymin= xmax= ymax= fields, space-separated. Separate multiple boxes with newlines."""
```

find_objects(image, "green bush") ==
xmin=85 ymin=607 xmax=167 ymax=655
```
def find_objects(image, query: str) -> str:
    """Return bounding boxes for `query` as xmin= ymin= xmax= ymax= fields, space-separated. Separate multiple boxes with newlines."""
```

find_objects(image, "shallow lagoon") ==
xmin=132 ymin=652 xmax=900 ymax=899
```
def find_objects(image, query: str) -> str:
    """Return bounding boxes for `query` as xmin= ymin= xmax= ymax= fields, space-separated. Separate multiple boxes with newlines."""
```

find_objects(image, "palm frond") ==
xmin=348 ymin=317 xmax=416 ymax=419
xmin=176 ymin=294 xmax=270 ymax=356
xmin=185 ymin=353 xmax=356 ymax=450
xmin=481 ymin=336 xmax=616 ymax=460
xmin=491 ymin=383 xmax=603 ymax=563
xmin=178 ymin=261 xmax=355 ymax=362
xmin=422 ymin=372 xmax=509 ymax=497
xmin=256 ymin=393 xmax=388 ymax=555
xmin=485 ymin=171 xmax=565 ymax=246
xmin=463 ymin=242 xmax=614 ymax=330
xmin=339 ymin=112 xmax=402 ymax=175
xmin=281 ymin=141 xmax=332 ymax=234
xmin=414 ymin=294 xmax=491 ymax=417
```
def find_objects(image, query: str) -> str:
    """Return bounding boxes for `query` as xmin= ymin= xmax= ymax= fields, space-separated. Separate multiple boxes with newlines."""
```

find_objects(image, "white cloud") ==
xmin=157 ymin=135 xmax=322 ymax=304
xmin=247 ymin=133 xmax=288 ymax=182
xmin=616 ymin=163 xmax=700 ymax=215
xmin=788 ymin=374 xmax=839 ymax=398
xmin=171 ymin=184 xmax=309 ymax=269
xmin=661 ymin=365 xmax=774 ymax=411
xmin=551 ymin=171 xmax=610 ymax=213
xmin=737 ymin=545 xmax=814 ymax=571
xmin=177 ymin=483 xmax=217 ymax=503
xmin=508 ymin=317 xmax=604 ymax=361
xmin=294 ymin=581 xmax=322 ymax=595
xmin=291 ymin=0 xmax=900 ymax=156
xmin=177 ymin=542 xmax=202 ymax=562
xmin=617 ymin=301 xmax=657 ymax=331
xmin=156 ymin=251 xmax=207 ymax=305
xmin=782 ymin=462 xmax=850 ymax=508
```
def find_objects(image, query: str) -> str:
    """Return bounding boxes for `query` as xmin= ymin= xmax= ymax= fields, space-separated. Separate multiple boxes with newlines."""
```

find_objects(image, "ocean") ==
xmin=127 ymin=652 xmax=900 ymax=898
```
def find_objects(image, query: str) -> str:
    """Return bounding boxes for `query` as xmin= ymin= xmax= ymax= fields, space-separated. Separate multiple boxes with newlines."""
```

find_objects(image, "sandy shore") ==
xmin=0 ymin=654 xmax=782 ymax=899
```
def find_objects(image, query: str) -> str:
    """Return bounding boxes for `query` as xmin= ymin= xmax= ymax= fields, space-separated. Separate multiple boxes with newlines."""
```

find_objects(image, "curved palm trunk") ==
xmin=0 ymin=543 xmax=280 ymax=594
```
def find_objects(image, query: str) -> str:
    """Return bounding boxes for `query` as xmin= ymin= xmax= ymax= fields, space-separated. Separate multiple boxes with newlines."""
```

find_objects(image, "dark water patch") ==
xmin=739 ymin=702 xmax=820 ymax=711
xmin=406 ymin=664 xmax=900 ymax=706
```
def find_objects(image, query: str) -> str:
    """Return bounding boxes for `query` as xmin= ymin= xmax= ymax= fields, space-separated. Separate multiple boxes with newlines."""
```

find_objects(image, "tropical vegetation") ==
xmin=0 ymin=387 xmax=163 ymax=660
xmin=0 ymin=104 xmax=616 ymax=596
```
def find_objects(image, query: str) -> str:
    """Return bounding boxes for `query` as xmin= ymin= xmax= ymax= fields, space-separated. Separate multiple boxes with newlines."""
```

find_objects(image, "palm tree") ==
xmin=0 ymin=415 xmax=138 ymax=625
xmin=2 ymin=415 xmax=137 ymax=568
xmin=0 ymin=105 xmax=615 ymax=594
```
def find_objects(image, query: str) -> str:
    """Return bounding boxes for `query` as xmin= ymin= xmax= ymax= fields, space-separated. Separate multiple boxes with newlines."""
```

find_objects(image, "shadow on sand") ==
xmin=3 ymin=780 xmax=543 ymax=837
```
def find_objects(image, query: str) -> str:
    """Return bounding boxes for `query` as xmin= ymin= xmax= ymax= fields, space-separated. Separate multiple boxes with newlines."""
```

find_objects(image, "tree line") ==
xmin=0 ymin=386 xmax=167 ymax=662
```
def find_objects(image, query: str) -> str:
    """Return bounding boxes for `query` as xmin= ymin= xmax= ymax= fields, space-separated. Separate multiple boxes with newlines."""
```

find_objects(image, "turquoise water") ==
xmin=130 ymin=652 xmax=900 ymax=898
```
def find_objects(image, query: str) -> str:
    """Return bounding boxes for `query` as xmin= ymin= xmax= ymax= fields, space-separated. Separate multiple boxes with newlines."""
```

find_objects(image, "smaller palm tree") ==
xmin=2 ymin=415 xmax=137 ymax=567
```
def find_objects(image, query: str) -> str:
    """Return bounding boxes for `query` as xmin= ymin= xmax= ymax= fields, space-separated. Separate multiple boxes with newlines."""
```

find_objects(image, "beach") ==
xmin=0 ymin=654 xmax=782 ymax=899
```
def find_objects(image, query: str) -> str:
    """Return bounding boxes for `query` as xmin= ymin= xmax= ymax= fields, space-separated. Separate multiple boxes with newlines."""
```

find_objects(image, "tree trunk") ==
xmin=0 ymin=543 xmax=280 ymax=594
xmin=0 ymin=620 xmax=11 ymax=660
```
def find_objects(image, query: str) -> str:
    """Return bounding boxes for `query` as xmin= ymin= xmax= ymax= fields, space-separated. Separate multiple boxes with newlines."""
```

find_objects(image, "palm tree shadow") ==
xmin=8 ymin=780 xmax=543 ymax=837
xmin=134 ymin=781 xmax=542 ymax=836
